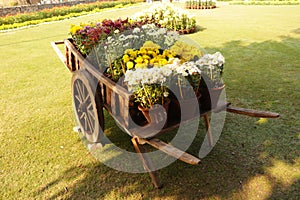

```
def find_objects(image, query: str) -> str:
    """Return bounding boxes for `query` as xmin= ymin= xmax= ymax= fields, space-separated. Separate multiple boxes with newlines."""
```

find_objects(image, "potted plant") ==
xmin=165 ymin=58 xmax=202 ymax=119
xmin=124 ymin=67 xmax=172 ymax=127
xmin=196 ymin=52 xmax=225 ymax=110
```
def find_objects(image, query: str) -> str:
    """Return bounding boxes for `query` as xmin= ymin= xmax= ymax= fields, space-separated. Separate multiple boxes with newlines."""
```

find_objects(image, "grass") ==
xmin=0 ymin=3 xmax=300 ymax=199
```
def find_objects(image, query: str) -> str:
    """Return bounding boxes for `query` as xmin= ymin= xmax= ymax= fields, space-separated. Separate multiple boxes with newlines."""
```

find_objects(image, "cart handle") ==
xmin=226 ymin=105 xmax=280 ymax=118
xmin=51 ymin=41 xmax=67 ymax=67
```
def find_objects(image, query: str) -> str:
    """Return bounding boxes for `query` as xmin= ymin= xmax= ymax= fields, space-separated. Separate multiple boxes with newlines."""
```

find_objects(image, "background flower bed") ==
xmin=185 ymin=0 xmax=217 ymax=9
xmin=0 ymin=0 xmax=143 ymax=30
xmin=132 ymin=4 xmax=197 ymax=32
xmin=229 ymin=0 xmax=300 ymax=5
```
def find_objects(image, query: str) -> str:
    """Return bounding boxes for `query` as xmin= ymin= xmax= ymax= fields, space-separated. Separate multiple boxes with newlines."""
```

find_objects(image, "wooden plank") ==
xmin=131 ymin=137 xmax=162 ymax=189
xmin=139 ymin=138 xmax=201 ymax=165
xmin=226 ymin=106 xmax=280 ymax=118
xmin=203 ymin=113 xmax=213 ymax=147
xmin=51 ymin=41 xmax=67 ymax=67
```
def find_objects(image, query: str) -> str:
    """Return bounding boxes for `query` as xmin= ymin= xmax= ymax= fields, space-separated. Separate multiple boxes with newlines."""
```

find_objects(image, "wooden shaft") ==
xmin=51 ymin=41 xmax=67 ymax=67
xmin=226 ymin=106 xmax=280 ymax=118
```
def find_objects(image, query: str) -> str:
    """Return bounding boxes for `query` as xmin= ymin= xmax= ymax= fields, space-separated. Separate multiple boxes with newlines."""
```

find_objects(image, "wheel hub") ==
xmin=79 ymin=101 xmax=88 ymax=113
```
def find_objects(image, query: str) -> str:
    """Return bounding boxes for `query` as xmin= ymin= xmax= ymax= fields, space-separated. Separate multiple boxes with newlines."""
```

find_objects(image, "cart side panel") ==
xmin=65 ymin=39 xmax=133 ymax=130
xmin=103 ymin=85 xmax=131 ymax=129
xmin=64 ymin=39 xmax=82 ymax=72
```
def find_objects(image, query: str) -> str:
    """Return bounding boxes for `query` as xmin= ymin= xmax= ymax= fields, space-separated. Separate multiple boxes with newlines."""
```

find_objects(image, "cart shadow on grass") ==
xmin=39 ymin=37 xmax=300 ymax=199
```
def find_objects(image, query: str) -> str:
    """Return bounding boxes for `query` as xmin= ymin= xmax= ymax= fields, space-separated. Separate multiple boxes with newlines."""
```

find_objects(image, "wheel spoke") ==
xmin=86 ymin=101 xmax=92 ymax=110
xmin=84 ymin=114 xmax=88 ymax=131
xmin=75 ymin=82 xmax=83 ymax=99
xmin=81 ymin=83 xmax=86 ymax=100
xmin=83 ymin=93 xmax=90 ymax=104
xmin=86 ymin=111 xmax=94 ymax=132
xmin=79 ymin=112 xmax=85 ymax=120
xmin=87 ymin=109 xmax=95 ymax=121
xmin=75 ymin=94 xmax=83 ymax=104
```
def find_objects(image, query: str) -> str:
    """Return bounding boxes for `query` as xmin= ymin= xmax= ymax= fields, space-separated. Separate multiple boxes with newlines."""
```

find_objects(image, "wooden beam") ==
xmin=226 ymin=106 xmax=280 ymax=118
xmin=131 ymin=137 xmax=162 ymax=189
xmin=139 ymin=138 xmax=201 ymax=165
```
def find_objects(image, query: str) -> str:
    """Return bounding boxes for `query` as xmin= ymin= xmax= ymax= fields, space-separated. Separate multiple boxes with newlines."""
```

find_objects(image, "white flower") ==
xmin=114 ymin=29 xmax=120 ymax=34
xmin=119 ymin=34 xmax=126 ymax=41
xmin=133 ymin=27 xmax=141 ymax=34
xmin=196 ymin=52 xmax=225 ymax=67
xmin=124 ymin=67 xmax=173 ymax=87
xmin=163 ymin=91 xmax=169 ymax=97
xmin=142 ymin=23 xmax=156 ymax=30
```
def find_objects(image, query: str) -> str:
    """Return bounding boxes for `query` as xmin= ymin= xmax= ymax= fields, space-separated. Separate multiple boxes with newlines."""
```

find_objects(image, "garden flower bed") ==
xmin=0 ymin=1 xmax=140 ymax=31
xmin=230 ymin=0 xmax=300 ymax=5
xmin=185 ymin=0 xmax=217 ymax=9
xmin=132 ymin=4 xmax=197 ymax=33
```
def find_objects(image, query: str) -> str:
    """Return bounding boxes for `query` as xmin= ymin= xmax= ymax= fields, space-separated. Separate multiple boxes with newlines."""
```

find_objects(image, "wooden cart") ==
xmin=52 ymin=40 xmax=280 ymax=188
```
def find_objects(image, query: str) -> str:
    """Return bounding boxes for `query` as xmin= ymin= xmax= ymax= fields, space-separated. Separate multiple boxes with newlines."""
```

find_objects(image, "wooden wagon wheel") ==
xmin=71 ymin=70 xmax=105 ymax=144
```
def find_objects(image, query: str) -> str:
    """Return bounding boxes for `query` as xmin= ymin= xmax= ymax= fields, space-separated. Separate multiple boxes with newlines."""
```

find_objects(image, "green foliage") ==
xmin=133 ymin=84 xmax=167 ymax=108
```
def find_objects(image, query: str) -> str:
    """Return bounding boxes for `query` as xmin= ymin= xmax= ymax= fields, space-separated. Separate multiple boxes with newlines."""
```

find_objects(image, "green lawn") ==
xmin=0 ymin=4 xmax=299 ymax=199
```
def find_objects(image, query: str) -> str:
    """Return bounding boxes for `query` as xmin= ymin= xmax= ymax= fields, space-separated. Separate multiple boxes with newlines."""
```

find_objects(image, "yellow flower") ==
xmin=150 ymin=58 xmax=156 ymax=65
xmin=138 ymin=49 xmax=147 ymax=55
xmin=135 ymin=63 xmax=147 ymax=69
xmin=70 ymin=24 xmax=81 ymax=35
xmin=159 ymin=58 xmax=168 ymax=66
xmin=125 ymin=49 xmax=134 ymax=55
xmin=135 ymin=56 xmax=144 ymax=64
xmin=123 ymin=54 xmax=130 ymax=63
xmin=130 ymin=50 xmax=138 ymax=58
xmin=142 ymin=54 xmax=150 ymax=60
xmin=126 ymin=61 xmax=134 ymax=70
xmin=147 ymin=50 xmax=156 ymax=57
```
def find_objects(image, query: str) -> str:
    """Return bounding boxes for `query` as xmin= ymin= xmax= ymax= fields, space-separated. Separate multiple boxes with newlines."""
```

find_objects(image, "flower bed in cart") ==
xmin=69 ymin=5 xmax=225 ymax=127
